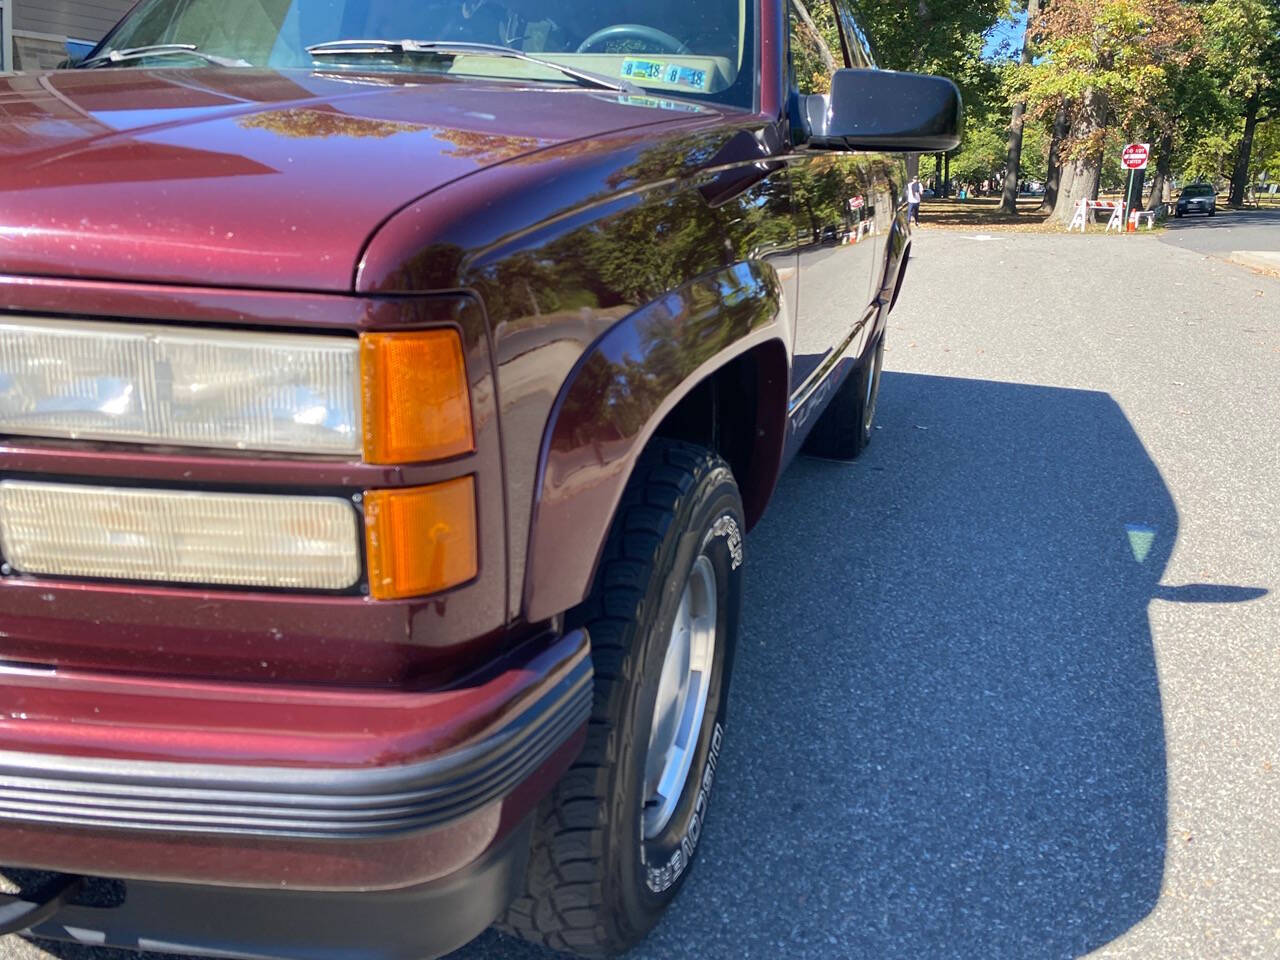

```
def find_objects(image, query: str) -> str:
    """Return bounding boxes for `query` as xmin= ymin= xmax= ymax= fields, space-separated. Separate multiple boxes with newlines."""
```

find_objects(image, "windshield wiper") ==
xmin=305 ymin=39 xmax=638 ymax=93
xmin=79 ymin=44 xmax=250 ymax=69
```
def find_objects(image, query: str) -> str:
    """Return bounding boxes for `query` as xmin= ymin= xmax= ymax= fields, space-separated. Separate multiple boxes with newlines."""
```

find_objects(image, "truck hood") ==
xmin=0 ymin=69 xmax=715 ymax=291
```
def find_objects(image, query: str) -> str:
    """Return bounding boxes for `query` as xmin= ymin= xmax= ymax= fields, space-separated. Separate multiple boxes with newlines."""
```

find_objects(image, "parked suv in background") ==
xmin=1176 ymin=182 xmax=1218 ymax=217
xmin=0 ymin=1 xmax=960 ymax=957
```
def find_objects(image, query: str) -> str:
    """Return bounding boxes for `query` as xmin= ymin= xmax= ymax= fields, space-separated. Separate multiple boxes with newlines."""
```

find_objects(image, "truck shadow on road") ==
xmin=465 ymin=371 xmax=1255 ymax=959
xmin=639 ymin=372 xmax=1199 ymax=959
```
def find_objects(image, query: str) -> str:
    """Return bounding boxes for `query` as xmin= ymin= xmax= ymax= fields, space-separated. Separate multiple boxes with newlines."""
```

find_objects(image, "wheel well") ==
xmin=650 ymin=341 xmax=788 ymax=530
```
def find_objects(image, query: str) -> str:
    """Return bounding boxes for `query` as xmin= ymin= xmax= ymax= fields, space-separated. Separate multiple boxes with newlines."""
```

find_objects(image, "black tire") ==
xmin=499 ymin=439 xmax=744 ymax=957
xmin=802 ymin=333 xmax=885 ymax=461
xmin=1209 ymin=207 xmax=1216 ymax=217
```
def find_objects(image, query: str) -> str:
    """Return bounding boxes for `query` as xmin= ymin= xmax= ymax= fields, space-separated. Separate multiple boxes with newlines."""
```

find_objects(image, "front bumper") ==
xmin=0 ymin=630 xmax=590 ymax=892
xmin=24 ymin=816 xmax=534 ymax=960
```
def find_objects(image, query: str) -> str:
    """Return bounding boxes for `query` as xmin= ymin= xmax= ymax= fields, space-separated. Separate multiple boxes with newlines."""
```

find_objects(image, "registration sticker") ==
xmin=621 ymin=59 xmax=666 ymax=80
xmin=663 ymin=65 xmax=707 ymax=90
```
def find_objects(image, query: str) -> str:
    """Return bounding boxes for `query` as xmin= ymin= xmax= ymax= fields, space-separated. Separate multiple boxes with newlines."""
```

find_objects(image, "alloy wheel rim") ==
xmin=642 ymin=554 xmax=717 ymax=840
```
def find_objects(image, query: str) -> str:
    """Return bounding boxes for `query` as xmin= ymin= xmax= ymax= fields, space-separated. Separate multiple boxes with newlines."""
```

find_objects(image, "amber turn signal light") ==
xmin=361 ymin=330 xmax=473 ymax=464
xmin=364 ymin=478 xmax=478 ymax=600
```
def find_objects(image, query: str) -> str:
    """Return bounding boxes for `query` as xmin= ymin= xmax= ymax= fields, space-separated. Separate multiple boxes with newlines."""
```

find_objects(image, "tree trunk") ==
xmin=1146 ymin=132 xmax=1173 ymax=212
xmin=1058 ymin=160 xmax=1076 ymax=209
xmin=1050 ymin=90 xmax=1106 ymax=225
xmin=1039 ymin=101 xmax=1070 ymax=213
xmin=1001 ymin=103 xmax=1029 ymax=214
xmin=1125 ymin=168 xmax=1146 ymax=217
xmin=1000 ymin=0 xmax=1042 ymax=215
xmin=1229 ymin=94 xmax=1261 ymax=207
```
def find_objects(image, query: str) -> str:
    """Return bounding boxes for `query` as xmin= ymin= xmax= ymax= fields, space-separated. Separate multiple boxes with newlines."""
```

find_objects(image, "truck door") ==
xmin=831 ymin=0 xmax=903 ymax=310
xmin=786 ymin=0 xmax=879 ymax=399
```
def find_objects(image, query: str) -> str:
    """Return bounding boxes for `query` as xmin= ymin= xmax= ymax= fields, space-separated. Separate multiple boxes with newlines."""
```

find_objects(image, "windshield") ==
xmin=90 ymin=0 xmax=756 ymax=108
xmin=1182 ymin=185 xmax=1215 ymax=197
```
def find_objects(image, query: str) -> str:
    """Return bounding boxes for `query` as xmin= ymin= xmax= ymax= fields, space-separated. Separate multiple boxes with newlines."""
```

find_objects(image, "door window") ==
xmin=830 ymin=0 xmax=876 ymax=68
xmin=788 ymin=0 xmax=840 ymax=94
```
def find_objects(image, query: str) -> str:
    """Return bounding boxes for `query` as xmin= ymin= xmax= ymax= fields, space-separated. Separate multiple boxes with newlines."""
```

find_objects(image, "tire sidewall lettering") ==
xmin=644 ymin=722 xmax=724 ymax=894
xmin=703 ymin=511 xmax=743 ymax=571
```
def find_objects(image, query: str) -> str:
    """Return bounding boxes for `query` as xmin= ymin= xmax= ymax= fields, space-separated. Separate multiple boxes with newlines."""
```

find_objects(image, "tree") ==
xmin=1164 ymin=0 xmax=1278 ymax=202
xmin=1014 ymin=0 xmax=1204 ymax=223
xmin=1215 ymin=0 xmax=1280 ymax=204
xmin=1000 ymin=0 xmax=1044 ymax=214
xmin=854 ymin=0 xmax=1007 ymax=112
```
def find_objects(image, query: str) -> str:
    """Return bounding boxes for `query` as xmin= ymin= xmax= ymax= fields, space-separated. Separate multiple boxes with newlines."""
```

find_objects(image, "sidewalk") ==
xmin=1229 ymin=250 xmax=1280 ymax=276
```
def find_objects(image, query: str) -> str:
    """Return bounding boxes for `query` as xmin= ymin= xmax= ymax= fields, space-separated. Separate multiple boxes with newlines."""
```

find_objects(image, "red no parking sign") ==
xmin=1122 ymin=143 xmax=1151 ymax=170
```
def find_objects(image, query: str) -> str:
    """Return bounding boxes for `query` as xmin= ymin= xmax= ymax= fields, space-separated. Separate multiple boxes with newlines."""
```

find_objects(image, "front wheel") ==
xmin=500 ymin=439 xmax=744 ymax=957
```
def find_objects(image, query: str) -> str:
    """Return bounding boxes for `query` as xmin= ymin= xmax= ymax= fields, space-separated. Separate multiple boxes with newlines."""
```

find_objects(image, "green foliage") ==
xmin=1199 ymin=0 xmax=1279 ymax=104
xmin=1180 ymin=0 xmax=1280 ymax=188
xmin=804 ymin=0 xmax=1276 ymax=198
xmin=1012 ymin=0 xmax=1203 ymax=155
xmin=1255 ymin=120 xmax=1280 ymax=181
xmin=1179 ymin=124 xmax=1240 ymax=182
xmin=853 ymin=0 xmax=1008 ymax=114
xmin=949 ymin=117 xmax=1009 ymax=181
xmin=1019 ymin=119 xmax=1050 ymax=180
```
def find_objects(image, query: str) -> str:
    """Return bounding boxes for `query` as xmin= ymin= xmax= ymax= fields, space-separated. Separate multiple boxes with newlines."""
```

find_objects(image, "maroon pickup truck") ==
xmin=0 ymin=1 xmax=959 ymax=957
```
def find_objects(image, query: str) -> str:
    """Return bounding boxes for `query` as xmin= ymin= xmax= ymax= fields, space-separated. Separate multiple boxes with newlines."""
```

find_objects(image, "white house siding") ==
xmin=10 ymin=0 xmax=135 ymax=70
xmin=14 ymin=0 xmax=133 ymax=41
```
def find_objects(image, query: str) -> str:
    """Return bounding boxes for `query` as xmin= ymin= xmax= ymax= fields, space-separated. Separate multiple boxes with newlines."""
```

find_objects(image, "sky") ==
xmin=983 ymin=10 xmax=1028 ymax=61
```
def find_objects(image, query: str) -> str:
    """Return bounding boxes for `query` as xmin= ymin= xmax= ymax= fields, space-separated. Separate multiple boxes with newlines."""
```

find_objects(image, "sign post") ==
xmin=1121 ymin=143 xmax=1150 ymax=228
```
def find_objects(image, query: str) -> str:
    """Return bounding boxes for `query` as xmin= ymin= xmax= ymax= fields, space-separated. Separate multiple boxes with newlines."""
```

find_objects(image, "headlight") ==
xmin=0 ymin=319 xmax=361 ymax=455
xmin=0 ymin=480 xmax=360 ymax=590
xmin=0 ymin=319 xmax=473 ymax=462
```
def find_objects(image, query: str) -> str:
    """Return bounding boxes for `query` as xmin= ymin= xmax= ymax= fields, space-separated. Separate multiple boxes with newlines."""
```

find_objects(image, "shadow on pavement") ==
xmin=1165 ymin=208 xmax=1280 ymax=231
xmin=21 ymin=373 xmax=1268 ymax=960
xmin=459 ymin=372 xmax=1262 ymax=959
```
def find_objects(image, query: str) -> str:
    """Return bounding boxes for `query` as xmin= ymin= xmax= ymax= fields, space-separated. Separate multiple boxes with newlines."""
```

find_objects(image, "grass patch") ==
xmin=916 ymin=198 xmax=1063 ymax=233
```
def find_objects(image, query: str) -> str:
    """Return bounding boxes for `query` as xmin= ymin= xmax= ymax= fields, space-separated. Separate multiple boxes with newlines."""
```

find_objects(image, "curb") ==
xmin=1228 ymin=251 xmax=1280 ymax=277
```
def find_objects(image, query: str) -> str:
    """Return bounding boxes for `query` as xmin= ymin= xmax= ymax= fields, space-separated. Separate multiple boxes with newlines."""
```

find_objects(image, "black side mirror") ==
xmin=800 ymin=68 xmax=964 ymax=153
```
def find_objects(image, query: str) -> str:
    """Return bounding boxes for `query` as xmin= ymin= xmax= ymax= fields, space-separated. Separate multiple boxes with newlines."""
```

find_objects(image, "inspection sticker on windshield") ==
xmin=664 ymin=65 xmax=707 ymax=90
xmin=621 ymin=59 xmax=666 ymax=80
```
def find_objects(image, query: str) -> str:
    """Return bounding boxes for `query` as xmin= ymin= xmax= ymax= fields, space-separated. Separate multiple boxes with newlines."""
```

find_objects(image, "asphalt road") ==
xmin=6 ymin=230 xmax=1279 ymax=960
xmin=1159 ymin=207 xmax=1280 ymax=255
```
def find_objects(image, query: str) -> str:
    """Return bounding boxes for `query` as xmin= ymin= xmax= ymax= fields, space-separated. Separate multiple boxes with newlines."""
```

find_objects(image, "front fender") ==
xmin=524 ymin=259 xmax=788 ymax=622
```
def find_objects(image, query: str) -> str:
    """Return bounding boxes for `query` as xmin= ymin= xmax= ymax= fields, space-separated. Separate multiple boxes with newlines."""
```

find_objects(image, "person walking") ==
xmin=906 ymin=175 xmax=923 ymax=226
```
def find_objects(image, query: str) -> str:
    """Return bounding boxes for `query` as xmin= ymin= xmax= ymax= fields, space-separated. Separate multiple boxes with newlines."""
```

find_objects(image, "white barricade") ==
xmin=1068 ymin=199 xmax=1124 ymax=234
xmin=1131 ymin=210 xmax=1156 ymax=230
